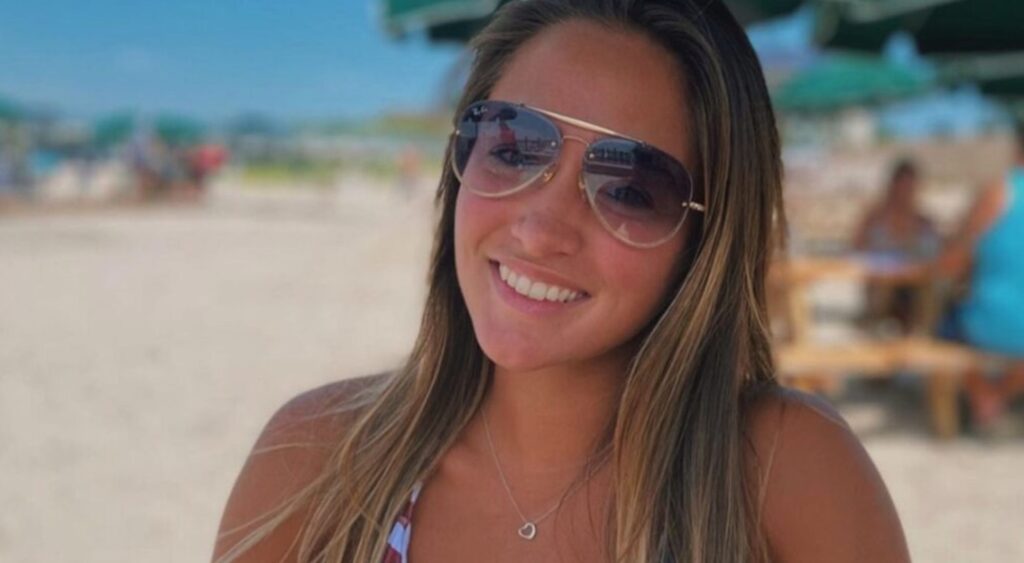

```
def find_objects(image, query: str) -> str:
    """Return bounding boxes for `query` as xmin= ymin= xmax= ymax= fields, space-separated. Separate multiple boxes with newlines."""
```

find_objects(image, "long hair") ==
xmin=217 ymin=1 xmax=785 ymax=561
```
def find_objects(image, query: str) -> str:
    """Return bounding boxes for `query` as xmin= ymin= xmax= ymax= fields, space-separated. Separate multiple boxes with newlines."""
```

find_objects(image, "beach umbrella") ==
xmin=0 ymin=96 xmax=23 ymax=122
xmin=810 ymin=1 xmax=1024 ymax=118
xmin=92 ymin=113 xmax=136 ymax=148
xmin=727 ymin=0 xmax=805 ymax=25
xmin=981 ymin=76 xmax=1024 ymax=103
xmin=815 ymin=0 xmax=1024 ymax=55
xmin=773 ymin=53 xmax=932 ymax=112
xmin=154 ymin=115 xmax=206 ymax=146
xmin=380 ymin=0 xmax=505 ymax=40
xmin=380 ymin=0 xmax=807 ymax=41
xmin=938 ymin=51 xmax=1024 ymax=113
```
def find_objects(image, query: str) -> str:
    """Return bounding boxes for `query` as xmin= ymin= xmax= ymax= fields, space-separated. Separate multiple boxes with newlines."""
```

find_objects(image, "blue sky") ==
xmin=0 ymin=1 xmax=809 ymax=122
xmin=0 ymin=0 xmax=464 ymax=120
xmin=1 ymin=2 xmax=1004 ymax=136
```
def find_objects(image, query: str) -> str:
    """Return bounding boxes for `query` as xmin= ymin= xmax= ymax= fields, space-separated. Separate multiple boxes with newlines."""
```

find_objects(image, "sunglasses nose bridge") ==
xmin=556 ymin=135 xmax=591 ymax=199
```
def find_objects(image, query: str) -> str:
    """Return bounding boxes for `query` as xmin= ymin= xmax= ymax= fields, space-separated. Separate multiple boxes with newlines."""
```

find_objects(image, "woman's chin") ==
xmin=482 ymin=349 xmax=550 ymax=373
xmin=478 ymin=338 xmax=563 ymax=374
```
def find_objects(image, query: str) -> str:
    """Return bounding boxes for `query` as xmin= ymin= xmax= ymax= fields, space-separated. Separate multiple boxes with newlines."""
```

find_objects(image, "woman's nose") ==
xmin=509 ymin=143 xmax=589 ymax=257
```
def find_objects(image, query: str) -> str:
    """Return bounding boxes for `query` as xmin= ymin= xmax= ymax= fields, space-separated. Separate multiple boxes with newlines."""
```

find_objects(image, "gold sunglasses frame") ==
xmin=450 ymin=100 xmax=706 ymax=249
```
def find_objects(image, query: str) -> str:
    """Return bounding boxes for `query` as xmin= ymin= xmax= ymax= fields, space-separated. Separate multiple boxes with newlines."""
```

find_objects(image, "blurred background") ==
xmin=2 ymin=1 xmax=1023 ymax=561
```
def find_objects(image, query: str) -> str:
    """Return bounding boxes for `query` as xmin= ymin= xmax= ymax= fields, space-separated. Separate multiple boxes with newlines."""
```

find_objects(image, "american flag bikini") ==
xmin=382 ymin=482 xmax=422 ymax=563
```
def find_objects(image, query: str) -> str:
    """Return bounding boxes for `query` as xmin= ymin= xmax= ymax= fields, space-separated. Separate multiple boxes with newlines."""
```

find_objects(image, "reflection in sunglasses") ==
xmin=590 ymin=146 xmax=634 ymax=167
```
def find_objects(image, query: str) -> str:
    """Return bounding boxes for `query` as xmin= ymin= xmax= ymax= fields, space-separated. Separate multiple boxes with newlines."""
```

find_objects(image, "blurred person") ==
xmin=127 ymin=130 xmax=161 ymax=199
xmin=213 ymin=2 xmax=909 ymax=562
xmin=182 ymin=147 xmax=204 ymax=199
xmin=853 ymin=158 xmax=941 ymax=334
xmin=396 ymin=145 xmax=422 ymax=199
xmin=164 ymin=144 xmax=192 ymax=198
xmin=75 ymin=146 xmax=98 ymax=199
xmin=935 ymin=124 xmax=1024 ymax=429
xmin=184 ymin=143 xmax=227 ymax=199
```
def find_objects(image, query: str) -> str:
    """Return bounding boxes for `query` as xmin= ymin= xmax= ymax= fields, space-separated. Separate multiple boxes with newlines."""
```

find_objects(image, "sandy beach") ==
xmin=1 ymin=178 xmax=1021 ymax=562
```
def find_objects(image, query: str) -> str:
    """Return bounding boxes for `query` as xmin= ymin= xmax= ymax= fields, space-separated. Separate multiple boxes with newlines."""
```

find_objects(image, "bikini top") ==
xmin=381 ymin=482 xmax=422 ymax=563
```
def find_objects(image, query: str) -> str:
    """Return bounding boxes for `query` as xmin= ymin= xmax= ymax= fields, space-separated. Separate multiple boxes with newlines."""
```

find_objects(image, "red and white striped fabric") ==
xmin=382 ymin=483 xmax=422 ymax=563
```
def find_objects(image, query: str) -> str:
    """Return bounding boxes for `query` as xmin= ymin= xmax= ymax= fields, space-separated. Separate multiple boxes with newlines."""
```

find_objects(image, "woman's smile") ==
xmin=497 ymin=261 xmax=586 ymax=304
xmin=488 ymin=258 xmax=591 ymax=317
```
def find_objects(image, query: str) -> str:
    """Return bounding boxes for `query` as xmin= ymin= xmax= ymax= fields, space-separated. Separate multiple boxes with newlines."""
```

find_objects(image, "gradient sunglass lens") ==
xmin=584 ymin=138 xmax=693 ymax=246
xmin=453 ymin=101 xmax=559 ymax=196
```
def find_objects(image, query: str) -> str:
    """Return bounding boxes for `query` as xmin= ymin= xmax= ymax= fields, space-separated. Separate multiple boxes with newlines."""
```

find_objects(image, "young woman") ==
xmin=213 ymin=1 xmax=909 ymax=561
xmin=854 ymin=159 xmax=940 ymax=263
xmin=853 ymin=159 xmax=941 ymax=333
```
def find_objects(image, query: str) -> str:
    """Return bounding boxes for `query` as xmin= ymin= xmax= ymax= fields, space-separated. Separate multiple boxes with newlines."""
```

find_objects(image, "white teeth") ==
xmin=545 ymin=286 xmax=560 ymax=302
xmin=528 ymin=282 xmax=548 ymax=300
xmin=515 ymin=275 xmax=531 ymax=295
xmin=497 ymin=263 xmax=583 ymax=303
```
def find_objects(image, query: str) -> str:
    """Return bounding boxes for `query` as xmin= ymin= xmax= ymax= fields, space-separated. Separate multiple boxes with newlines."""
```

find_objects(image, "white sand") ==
xmin=1 ymin=179 xmax=1021 ymax=562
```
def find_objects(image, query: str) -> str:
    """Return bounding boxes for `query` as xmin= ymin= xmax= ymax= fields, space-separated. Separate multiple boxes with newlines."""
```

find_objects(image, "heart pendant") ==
xmin=518 ymin=522 xmax=537 ymax=540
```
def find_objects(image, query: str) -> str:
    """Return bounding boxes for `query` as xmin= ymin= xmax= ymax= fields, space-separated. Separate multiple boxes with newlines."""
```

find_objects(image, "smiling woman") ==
xmin=212 ymin=2 xmax=910 ymax=562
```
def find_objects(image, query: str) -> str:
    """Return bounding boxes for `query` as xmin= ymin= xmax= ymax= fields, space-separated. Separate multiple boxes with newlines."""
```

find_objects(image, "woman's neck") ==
xmin=477 ymin=358 xmax=626 ymax=476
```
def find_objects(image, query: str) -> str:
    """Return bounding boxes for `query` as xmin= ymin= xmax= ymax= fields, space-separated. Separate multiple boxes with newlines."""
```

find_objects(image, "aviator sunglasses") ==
xmin=451 ymin=100 xmax=705 ymax=248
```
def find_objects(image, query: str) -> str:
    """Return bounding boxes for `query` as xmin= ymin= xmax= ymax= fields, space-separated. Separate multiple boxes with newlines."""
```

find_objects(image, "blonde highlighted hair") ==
xmin=217 ymin=1 xmax=785 ymax=561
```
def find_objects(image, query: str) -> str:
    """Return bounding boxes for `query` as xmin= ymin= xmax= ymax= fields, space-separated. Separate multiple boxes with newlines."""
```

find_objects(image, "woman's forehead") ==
xmin=489 ymin=20 xmax=693 ymax=167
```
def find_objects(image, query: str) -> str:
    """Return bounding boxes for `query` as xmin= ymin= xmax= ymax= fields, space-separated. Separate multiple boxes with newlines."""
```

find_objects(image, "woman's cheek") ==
xmin=454 ymin=190 xmax=504 ymax=296
xmin=455 ymin=190 xmax=510 ymax=253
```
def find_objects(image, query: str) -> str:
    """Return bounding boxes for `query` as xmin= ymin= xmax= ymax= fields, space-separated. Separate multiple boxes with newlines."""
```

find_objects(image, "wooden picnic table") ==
xmin=771 ymin=254 xmax=980 ymax=439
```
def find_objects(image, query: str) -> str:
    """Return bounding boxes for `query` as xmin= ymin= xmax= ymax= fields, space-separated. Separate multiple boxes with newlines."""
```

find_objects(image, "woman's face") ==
xmin=454 ymin=21 xmax=697 ymax=373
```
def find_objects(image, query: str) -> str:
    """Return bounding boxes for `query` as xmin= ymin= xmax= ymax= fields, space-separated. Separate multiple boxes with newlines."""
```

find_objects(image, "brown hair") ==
xmin=216 ymin=1 xmax=785 ymax=561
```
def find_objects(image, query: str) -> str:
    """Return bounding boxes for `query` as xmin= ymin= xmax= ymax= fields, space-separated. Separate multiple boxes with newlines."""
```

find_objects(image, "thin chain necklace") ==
xmin=481 ymin=406 xmax=609 ymax=541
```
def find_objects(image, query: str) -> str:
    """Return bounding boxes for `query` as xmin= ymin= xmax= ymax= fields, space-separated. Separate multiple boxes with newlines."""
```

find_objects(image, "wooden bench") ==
xmin=775 ymin=338 xmax=976 ymax=439
xmin=770 ymin=256 xmax=981 ymax=440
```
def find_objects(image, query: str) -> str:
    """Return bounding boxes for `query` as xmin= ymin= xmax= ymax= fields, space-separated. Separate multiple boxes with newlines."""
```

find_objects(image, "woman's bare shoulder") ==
xmin=262 ymin=374 xmax=386 ymax=444
xmin=212 ymin=374 xmax=388 ymax=562
xmin=743 ymin=386 xmax=910 ymax=563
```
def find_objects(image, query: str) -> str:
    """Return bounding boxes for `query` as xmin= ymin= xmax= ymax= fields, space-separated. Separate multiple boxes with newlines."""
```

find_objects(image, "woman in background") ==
xmin=854 ymin=158 xmax=940 ymax=333
xmin=213 ymin=1 xmax=909 ymax=561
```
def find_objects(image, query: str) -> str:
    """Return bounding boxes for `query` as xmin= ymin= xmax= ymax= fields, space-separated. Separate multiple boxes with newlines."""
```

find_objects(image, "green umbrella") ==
xmin=0 ymin=95 xmax=23 ymax=122
xmin=93 ymin=113 xmax=136 ymax=148
xmin=981 ymin=76 xmax=1024 ymax=102
xmin=154 ymin=115 xmax=206 ymax=146
xmin=381 ymin=0 xmax=504 ymax=38
xmin=939 ymin=51 xmax=1024 ymax=103
xmin=773 ymin=53 xmax=932 ymax=112
xmin=728 ymin=0 xmax=804 ymax=25
xmin=816 ymin=0 xmax=1024 ymax=54
xmin=812 ymin=1 xmax=1024 ymax=115
xmin=381 ymin=0 xmax=805 ymax=40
